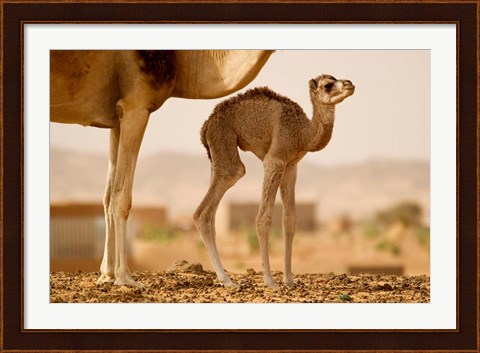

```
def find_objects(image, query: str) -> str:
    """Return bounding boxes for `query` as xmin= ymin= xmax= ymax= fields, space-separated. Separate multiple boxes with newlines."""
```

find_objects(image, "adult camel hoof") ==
xmin=114 ymin=276 xmax=143 ymax=288
xmin=96 ymin=274 xmax=115 ymax=285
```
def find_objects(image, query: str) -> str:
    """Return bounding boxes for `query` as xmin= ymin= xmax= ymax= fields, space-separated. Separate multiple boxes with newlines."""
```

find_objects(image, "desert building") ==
xmin=50 ymin=201 xmax=168 ymax=272
xmin=50 ymin=202 xmax=106 ymax=269
xmin=216 ymin=201 xmax=317 ymax=235
xmin=129 ymin=205 xmax=169 ymax=233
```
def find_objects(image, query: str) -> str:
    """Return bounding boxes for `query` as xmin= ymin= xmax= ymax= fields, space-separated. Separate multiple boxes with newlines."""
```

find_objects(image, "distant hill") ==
xmin=50 ymin=148 xmax=430 ymax=222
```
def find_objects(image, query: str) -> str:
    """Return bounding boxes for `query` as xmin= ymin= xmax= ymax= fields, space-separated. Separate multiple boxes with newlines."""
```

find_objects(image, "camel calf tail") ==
xmin=200 ymin=120 xmax=211 ymax=161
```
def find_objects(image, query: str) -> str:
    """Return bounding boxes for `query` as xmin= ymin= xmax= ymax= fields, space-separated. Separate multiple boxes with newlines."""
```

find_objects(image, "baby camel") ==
xmin=194 ymin=74 xmax=355 ymax=288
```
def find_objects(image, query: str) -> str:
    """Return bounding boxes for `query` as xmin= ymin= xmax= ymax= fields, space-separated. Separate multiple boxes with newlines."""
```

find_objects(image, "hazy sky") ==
xmin=50 ymin=50 xmax=430 ymax=166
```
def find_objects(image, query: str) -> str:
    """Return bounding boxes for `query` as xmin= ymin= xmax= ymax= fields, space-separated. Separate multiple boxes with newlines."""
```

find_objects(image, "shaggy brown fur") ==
xmin=201 ymin=87 xmax=306 ymax=161
xmin=194 ymin=75 xmax=355 ymax=288
xmin=212 ymin=86 xmax=304 ymax=117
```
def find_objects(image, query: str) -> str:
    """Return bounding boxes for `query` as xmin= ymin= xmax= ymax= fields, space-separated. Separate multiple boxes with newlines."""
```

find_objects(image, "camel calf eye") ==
xmin=324 ymin=83 xmax=334 ymax=90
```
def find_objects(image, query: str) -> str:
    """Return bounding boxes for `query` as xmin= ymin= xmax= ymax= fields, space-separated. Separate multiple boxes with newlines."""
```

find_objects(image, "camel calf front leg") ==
xmin=280 ymin=163 xmax=298 ymax=287
xmin=256 ymin=158 xmax=285 ymax=288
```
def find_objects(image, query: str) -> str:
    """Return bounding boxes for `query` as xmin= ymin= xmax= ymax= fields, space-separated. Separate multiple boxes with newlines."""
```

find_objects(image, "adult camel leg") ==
xmin=193 ymin=136 xmax=245 ymax=287
xmin=280 ymin=163 xmax=298 ymax=287
xmin=109 ymin=100 xmax=149 ymax=287
xmin=97 ymin=126 xmax=120 ymax=284
xmin=256 ymin=157 xmax=286 ymax=288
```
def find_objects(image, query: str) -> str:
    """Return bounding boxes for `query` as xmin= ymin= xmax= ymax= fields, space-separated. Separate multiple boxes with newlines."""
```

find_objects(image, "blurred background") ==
xmin=50 ymin=50 xmax=430 ymax=276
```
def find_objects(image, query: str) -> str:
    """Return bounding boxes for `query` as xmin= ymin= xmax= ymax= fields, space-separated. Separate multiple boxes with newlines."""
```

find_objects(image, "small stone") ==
xmin=166 ymin=260 xmax=204 ymax=274
xmin=118 ymin=285 xmax=130 ymax=293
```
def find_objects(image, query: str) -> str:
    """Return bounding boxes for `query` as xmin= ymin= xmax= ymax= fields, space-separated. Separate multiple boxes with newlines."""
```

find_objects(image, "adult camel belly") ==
xmin=50 ymin=50 xmax=119 ymax=128
xmin=50 ymin=98 xmax=119 ymax=128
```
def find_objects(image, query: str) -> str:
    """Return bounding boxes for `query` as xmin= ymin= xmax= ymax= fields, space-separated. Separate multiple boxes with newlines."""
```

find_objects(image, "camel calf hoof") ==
xmin=284 ymin=277 xmax=294 ymax=288
xmin=264 ymin=277 xmax=280 ymax=289
xmin=220 ymin=278 xmax=240 ymax=288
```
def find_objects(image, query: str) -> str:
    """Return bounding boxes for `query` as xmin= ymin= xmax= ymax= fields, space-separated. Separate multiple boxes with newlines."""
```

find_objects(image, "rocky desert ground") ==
xmin=50 ymin=260 xmax=429 ymax=303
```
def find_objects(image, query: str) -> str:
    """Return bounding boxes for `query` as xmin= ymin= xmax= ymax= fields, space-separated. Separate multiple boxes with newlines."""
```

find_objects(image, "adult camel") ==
xmin=50 ymin=50 xmax=274 ymax=287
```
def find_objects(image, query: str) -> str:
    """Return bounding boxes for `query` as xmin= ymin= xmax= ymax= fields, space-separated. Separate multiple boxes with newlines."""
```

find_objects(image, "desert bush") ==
xmin=416 ymin=226 xmax=430 ymax=252
xmin=375 ymin=239 xmax=400 ymax=256
xmin=243 ymin=225 xmax=282 ymax=253
xmin=245 ymin=227 xmax=259 ymax=253
xmin=376 ymin=201 xmax=422 ymax=227
xmin=363 ymin=222 xmax=381 ymax=239
xmin=140 ymin=224 xmax=174 ymax=244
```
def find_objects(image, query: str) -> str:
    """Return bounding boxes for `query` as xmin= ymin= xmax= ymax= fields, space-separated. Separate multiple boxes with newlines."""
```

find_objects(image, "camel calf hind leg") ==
xmin=194 ymin=131 xmax=246 ymax=287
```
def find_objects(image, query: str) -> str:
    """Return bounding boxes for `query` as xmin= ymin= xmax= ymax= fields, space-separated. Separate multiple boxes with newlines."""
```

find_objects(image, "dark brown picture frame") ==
xmin=1 ymin=1 xmax=478 ymax=352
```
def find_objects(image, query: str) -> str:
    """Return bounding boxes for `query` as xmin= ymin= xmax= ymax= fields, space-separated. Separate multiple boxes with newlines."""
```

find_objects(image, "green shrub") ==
xmin=140 ymin=224 xmax=174 ymax=244
xmin=243 ymin=225 xmax=281 ymax=253
xmin=375 ymin=239 xmax=400 ymax=256
xmin=245 ymin=227 xmax=259 ymax=253
xmin=270 ymin=226 xmax=283 ymax=239
xmin=376 ymin=201 xmax=422 ymax=227
xmin=416 ymin=226 xmax=430 ymax=251
xmin=363 ymin=222 xmax=381 ymax=239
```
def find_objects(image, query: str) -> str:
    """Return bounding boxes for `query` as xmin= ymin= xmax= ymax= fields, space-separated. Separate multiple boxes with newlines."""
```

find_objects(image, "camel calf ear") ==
xmin=309 ymin=79 xmax=318 ymax=90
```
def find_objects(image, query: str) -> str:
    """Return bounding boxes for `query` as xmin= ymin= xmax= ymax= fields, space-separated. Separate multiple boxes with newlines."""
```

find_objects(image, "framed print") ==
xmin=1 ymin=1 xmax=478 ymax=352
